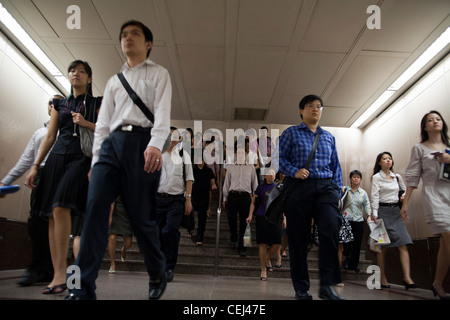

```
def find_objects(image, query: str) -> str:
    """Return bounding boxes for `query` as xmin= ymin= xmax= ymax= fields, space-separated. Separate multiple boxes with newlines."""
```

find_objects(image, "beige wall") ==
xmin=361 ymin=54 xmax=450 ymax=240
xmin=173 ymin=54 xmax=450 ymax=241
xmin=1 ymin=25 xmax=449 ymax=242
xmin=0 ymin=32 xmax=59 ymax=221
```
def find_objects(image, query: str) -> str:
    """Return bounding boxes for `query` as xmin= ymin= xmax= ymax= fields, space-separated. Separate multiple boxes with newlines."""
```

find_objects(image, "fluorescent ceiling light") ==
xmin=351 ymin=26 xmax=450 ymax=128
xmin=0 ymin=2 xmax=70 ymax=92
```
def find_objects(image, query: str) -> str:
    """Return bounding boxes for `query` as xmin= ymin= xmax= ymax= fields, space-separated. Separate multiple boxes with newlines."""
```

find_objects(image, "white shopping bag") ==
xmin=243 ymin=224 xmax=252 ymax=247
xmin=368 ymin=219 xmax=391 ymax=245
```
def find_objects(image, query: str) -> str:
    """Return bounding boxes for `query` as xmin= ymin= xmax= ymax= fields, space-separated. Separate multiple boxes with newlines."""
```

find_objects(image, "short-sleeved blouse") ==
xmin=405 ymin=143 xmax=450 ymax=233
xmin=254 ymin=182 xmax=276 ymax=216
xmin=52 ymin=94 xmax=102 ymax=155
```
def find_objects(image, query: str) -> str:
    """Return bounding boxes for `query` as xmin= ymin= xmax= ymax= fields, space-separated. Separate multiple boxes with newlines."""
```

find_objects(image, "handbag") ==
xmin=339 ymin=214 xmax=354 ymax=243
xmin=117 ymin=72 xmax=171 ymax=152
xmin=79 ymin=126 xmax=94 ymax=158
xmin=79 ymin=95 xmax=99 ymax=158
xmin=395 ymin=175 xmax=405 ymax=209
xmin=265 ymin=131 xmax=322 ymax=224
xmin=338 ymin=187 xmax=353 ymax=213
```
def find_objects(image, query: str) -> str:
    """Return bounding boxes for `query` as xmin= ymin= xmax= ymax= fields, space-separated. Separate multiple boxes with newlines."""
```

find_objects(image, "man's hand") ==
xmin=295 ymin=168 xmax=309 ymax=180
xmin=25 ymin=166 xmax=39 ymax=189
xmin=144 ymin=146 xmax=162 ymax=173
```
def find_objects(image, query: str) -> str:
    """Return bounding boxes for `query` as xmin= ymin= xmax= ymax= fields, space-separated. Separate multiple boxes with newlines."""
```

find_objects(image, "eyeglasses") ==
xmin=305 ymin=104 xmax=324 ymax=111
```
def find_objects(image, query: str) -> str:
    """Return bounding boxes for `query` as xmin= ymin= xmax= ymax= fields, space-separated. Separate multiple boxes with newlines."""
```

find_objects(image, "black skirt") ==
xmin=109 ymin=197 xmax=133 ymax=237
xmin=32 ymin=152 xmax=91 ymax=217
xmin=255 ymin=215 xmax=282 ymax=245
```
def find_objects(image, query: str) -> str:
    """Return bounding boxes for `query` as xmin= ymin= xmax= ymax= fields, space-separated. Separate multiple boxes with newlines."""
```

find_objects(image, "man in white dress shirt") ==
xmin=156 ymin=127 xmax=194 ymax=282
xmin=222 ymin=138 xmax=259 ymax=256
xmin=1 ymin=95 xmax=62 ymax=286
xmin=66 ymin=20 xmax=171 ymax=300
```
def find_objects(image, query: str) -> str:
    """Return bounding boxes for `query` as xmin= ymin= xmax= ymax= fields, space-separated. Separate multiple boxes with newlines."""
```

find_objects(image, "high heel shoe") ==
xmin=431 ymin=285 xmax=450 ymax=300
xmin=42 ymin=283 xmax=67 ymax=294
xmin=403 ymin=281 xmax=418 ymax=290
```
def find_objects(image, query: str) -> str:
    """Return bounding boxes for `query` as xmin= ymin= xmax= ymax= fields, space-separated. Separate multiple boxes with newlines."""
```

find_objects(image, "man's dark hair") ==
xmin=298 ymin=94 xmax=323 ymax=119
xmin=120 ymin=20 xmax=153 ymax=57
xmin=299 ymin=94 xmax=323 ymax=110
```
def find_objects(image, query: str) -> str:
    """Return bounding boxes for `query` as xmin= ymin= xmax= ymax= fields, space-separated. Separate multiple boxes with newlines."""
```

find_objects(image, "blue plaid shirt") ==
xmin=278 ymin=123 xmax=343 ymax=188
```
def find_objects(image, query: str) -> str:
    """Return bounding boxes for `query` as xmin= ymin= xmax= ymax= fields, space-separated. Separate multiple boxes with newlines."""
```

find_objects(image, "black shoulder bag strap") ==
xmin=117 ymin=72 xmax=154 ymax=124
xmin=305 ymin=130 xmax=322 ymax=170
xmin=284 ymin=130 xmax=322 ymax=194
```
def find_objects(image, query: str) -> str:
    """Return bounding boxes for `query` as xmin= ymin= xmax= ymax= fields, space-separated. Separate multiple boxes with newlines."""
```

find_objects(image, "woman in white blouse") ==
xmin=370 ymin=152 xmax=417 ymax=290
xmin=402 ymin=111 xmax=450 ymax=299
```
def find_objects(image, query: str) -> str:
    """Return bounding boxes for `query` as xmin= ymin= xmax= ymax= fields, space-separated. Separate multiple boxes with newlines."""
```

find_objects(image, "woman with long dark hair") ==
xmin=370 ymin=152 xmax=416 ymax=290
xmin=25 ymin=60 xmax=102 ymax=294
xmin=402 ymin=110 xmax=450 ymax=299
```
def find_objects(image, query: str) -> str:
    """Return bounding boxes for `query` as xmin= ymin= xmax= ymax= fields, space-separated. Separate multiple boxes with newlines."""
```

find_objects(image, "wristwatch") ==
xmin=185 ymin=193 xmax=192 ymax=198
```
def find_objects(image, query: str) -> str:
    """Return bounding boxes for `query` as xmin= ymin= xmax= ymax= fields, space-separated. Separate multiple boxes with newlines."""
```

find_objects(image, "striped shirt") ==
xmin=278 ymin=123 xmax=343 ymax=188
xmin=343 ymin=186 xmax=372 ymax=222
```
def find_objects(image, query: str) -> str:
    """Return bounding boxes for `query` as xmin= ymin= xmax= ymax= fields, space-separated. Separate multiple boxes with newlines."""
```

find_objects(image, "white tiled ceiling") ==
xmin=1 ymin=0 xmax=449 ymax=128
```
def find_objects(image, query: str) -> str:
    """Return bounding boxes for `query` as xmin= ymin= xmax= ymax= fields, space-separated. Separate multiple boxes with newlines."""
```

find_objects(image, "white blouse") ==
xmin=371 ymin=170 xmax=406 ymax=217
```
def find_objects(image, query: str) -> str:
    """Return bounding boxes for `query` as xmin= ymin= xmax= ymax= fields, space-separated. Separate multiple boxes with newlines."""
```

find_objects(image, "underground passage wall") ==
xmin=0 ymin=25 xmax=449 ymax=291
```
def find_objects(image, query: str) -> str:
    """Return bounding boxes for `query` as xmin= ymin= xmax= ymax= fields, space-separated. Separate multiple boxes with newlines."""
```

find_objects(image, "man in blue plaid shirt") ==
xmin=279 ymin=94 xmax=344 ymax=300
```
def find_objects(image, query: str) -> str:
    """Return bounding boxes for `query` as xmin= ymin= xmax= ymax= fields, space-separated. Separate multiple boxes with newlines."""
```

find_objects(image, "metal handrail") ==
xmin=213 ymin=162 xmax=224 ymax=277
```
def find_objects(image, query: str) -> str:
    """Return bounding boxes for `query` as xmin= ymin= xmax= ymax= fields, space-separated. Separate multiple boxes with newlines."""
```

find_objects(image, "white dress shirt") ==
xmin=91 ymin=58 xmax=172 ymax=167
xmin=1 ymin=122 xmax=50 ymax=185
xmin=158 ymin=146 xmax=194 ymax=195
xmin=222 ymin=163 xmax=259 ymax=201
xmin=371 ymin=170 xmax=406 ymax=217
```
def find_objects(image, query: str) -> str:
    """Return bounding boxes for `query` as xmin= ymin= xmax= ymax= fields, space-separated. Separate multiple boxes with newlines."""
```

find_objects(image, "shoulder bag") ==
xmin=265 ymin=131 xmax=321 ymax=224
xmin=117 ymin=72 xmax=171 ymax=152
xmin=338 ymin=186 xmax=353 ymax=214
xmin=79 ymin=96 xmax=100 ymax=158
xmin=395 ymin=175 xmax=405 ymax=209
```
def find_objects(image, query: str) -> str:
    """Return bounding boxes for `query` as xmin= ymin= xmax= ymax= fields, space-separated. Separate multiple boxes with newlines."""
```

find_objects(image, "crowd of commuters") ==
xmin=1 ymin=20 xmax=449 ymax=301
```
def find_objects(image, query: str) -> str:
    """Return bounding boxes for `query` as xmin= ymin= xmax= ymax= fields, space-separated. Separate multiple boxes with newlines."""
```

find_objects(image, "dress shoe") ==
xmin=16 ymin=271 xmax=52 ymax=287
xmin=149 ymin=275 xmax=167 ymax=300
xmin=319 ymin=286 xmax=345 ymax=300
xmin=295 ymin=290 xmax=313 ymax=300
xmin=165 ymin=269 xmax=174 ymax=282
xmin=64 ymin=291 xmax=96 ymax=300
xmin=16 ymin=271 xmax=39 ymax=287
xmin=239 ymin=249 xmax=246 ymax=257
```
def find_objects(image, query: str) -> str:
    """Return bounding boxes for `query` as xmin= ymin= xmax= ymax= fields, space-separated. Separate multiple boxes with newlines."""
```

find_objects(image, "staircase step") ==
xmin=102 ymin=198 xmax=373 ymax=282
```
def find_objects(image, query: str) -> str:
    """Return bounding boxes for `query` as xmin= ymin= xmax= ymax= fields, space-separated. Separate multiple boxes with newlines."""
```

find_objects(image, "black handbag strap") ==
xmin=284 ymin=130 xmax=322 ymax=194
xmin=117 ymin=72 xmax=154 ymax=124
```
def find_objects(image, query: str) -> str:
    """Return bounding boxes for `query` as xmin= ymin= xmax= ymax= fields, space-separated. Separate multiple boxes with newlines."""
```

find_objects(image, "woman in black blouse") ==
xmin=26 ymin=60 xmax=102 ymax=294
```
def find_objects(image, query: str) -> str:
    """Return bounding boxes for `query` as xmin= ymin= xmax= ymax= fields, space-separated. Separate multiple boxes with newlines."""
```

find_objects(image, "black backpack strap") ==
xmin=117 ymin=72 xmax=154 ymax=124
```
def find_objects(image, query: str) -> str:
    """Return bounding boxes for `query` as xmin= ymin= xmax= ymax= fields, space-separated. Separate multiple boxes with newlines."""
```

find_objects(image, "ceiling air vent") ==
xmin=234 ymin=108 xmax=267 ymax=121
